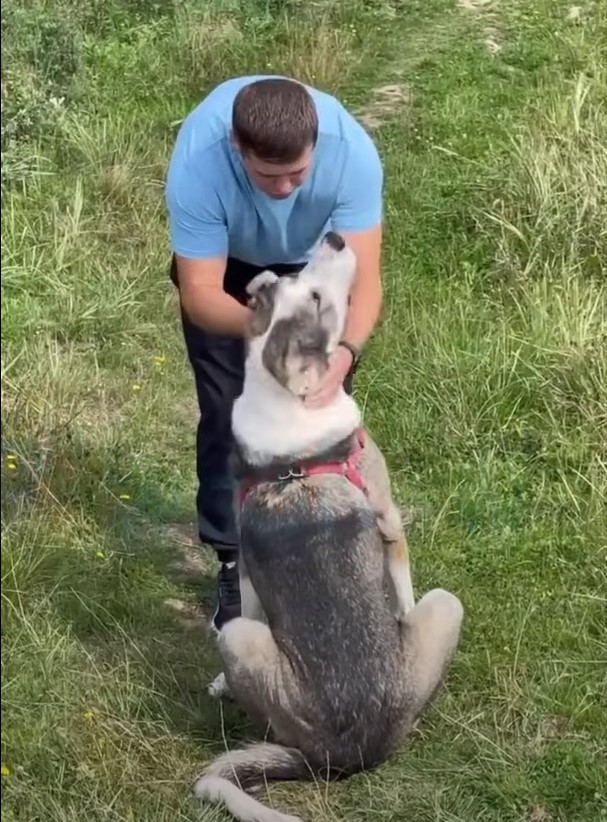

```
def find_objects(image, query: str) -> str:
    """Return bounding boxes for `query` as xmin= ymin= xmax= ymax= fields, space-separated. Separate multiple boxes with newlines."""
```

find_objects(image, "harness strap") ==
xmin=239 ymin=427 xmax=367 ymax=509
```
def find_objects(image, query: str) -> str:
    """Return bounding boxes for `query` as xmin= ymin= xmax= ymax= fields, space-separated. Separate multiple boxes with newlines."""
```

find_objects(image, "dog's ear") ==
xmin=246 ymin=270 xmax=279 ymax=337
xmin=246 ymin=270 xmax=279 ymax=299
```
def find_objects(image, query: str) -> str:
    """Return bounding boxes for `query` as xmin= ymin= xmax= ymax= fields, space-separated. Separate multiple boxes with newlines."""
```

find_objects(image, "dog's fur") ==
xmin=193 ymin=233 xmax=464 ymax=822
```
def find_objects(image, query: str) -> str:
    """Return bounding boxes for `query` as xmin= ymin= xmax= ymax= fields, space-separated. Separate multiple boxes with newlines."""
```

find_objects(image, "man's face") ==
xmin=237 ymin=143 xmax=314 ymax=199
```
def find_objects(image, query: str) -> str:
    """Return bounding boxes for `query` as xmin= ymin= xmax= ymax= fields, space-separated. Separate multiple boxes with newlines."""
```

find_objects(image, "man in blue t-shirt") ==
xmin=165 ymin=75 xmax=385 ymax=633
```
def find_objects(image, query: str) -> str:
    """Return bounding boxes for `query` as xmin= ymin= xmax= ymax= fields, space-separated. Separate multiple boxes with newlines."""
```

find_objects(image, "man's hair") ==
xmin=232 ymin=78 xmax=318 ymax=163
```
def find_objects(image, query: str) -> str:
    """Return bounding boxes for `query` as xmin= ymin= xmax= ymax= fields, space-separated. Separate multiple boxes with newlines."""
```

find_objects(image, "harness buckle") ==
xmin=277 ymin=468 xmax=306 ymax=481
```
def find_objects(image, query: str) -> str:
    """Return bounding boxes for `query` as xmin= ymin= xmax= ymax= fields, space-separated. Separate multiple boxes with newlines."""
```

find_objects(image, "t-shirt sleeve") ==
xmin=330 ymin=129 xmax=384 ymax=233
xmin=165 ymin=150 xmax=228 ymax=260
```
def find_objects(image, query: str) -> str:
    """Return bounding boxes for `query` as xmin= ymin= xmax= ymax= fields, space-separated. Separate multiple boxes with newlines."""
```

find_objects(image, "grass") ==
xmin=2 ymin=0 xmax=606 ymax=820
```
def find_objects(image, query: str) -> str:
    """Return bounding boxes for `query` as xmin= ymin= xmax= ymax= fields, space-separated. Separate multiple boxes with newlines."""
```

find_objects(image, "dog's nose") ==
xmin=323 ymin=231 xmax=345 ymax=252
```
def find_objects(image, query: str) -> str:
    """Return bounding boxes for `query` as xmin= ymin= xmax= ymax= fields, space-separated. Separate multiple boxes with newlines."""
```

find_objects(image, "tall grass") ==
xmin=2 ymin=0 xmax=607 ymax=819
xmin=483 ymin=72 xmax=607 ymax=285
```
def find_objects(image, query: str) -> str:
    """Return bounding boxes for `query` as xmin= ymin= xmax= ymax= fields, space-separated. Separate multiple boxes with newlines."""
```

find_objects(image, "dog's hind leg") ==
xmin=217 ymin=617 xmax=296 ymax=737
xmin=196 ymin=619 xmax=307 ymax=822
xmin=208 ymin=557 xmax=269 ymax=701
xmin=208 ymin=550 xmax=268 ymax=700
xmin=399 ymin=588 xmax=464 ymax=727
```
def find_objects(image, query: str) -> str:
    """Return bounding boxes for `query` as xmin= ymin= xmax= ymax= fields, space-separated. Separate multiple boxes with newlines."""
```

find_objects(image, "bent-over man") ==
xmin=165 ymin=75 xmax=385 ymax=633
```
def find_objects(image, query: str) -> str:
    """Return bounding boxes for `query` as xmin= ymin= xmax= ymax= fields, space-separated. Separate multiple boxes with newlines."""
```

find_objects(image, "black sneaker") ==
xmin=210 ymin=561 xmax=241 ymax=635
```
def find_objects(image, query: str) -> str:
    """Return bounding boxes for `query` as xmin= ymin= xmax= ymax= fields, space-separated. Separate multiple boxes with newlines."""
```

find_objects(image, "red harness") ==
xmin=238 ymin=427 xmax=368 ymax=509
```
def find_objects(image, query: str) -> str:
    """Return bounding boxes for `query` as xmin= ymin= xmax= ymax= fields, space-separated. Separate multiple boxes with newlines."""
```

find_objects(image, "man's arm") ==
xmin=331 ymin=126 xmax=385 ymax=355
xmin=166 ymin=152 xmax=252 ymax=337
xmin=338 ymin=223 xmax=383 ymax=351
xmin=174 ymin=255 xmax=252 ymax=337
xmin=304 ymin=130 xmax=384 ymax=407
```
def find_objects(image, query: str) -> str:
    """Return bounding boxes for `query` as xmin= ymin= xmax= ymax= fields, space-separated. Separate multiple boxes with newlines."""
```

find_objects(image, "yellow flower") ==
xmin=6 ymin=463 xmax=17 ymax=471
xmin=1 ymin=764 xmax=10 ymax=777
xmin=132 ymin=383 xmax=141 ymax=392
xmin=95 ymin=550 xmax=105 ymax=560
xmin=153 ymin=354 xmax=166 ymax=367
xmin=82 ymin=709 xmax=95 ymax=722
xmin=119 ymin=493 xmax=131 ymax=501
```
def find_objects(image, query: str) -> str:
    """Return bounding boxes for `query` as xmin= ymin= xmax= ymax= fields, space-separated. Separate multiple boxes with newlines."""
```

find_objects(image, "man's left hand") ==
xmin=303 ymin=345 xmax=353 ymax=409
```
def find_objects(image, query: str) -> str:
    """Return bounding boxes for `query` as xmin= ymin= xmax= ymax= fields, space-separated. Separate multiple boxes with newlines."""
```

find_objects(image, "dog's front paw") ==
xmin=398 ymin=589 xmax=416 ymax=619
xmin=208 ymin=672 xmax=232 ymax=700
xmin=395 ymin=598 xmax=415 ymax=624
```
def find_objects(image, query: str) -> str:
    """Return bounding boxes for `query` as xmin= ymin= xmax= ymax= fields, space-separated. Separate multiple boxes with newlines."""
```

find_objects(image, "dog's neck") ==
xmin=232 ymin=358 xmax=361 ymax=467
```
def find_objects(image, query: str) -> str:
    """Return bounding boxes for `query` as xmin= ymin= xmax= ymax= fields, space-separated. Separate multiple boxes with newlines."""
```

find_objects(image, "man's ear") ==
xmin=246 ymin=270 xmax=279 ymax=337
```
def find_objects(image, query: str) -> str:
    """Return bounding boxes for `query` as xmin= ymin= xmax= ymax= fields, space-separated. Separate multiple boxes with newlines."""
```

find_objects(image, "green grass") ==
xmin=2 ymin=0 xmax=606 ymax=820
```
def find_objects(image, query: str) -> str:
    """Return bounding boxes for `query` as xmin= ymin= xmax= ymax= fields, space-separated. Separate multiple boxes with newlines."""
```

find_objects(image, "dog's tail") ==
xmin=193 ymin=742 xmax=310 ymax=822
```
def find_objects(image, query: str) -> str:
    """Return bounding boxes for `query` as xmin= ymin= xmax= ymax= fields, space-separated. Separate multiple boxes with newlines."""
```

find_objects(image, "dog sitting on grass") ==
xmin=193 ymin=232 xmax=464 ymax=822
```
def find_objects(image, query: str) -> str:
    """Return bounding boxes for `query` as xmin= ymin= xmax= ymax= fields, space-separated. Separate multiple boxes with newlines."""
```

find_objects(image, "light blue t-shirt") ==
xmin=165 ymin=75 xmax=384 ymax=267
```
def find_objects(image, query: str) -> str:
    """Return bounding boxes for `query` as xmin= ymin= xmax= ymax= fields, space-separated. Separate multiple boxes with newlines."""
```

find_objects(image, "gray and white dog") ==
xmin=193 ymin=232 xmax=464 ymax=822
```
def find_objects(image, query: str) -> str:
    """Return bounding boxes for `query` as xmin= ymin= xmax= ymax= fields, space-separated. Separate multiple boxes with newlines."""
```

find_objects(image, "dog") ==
xmin=193 ymin=232 xmax=464 ymax=822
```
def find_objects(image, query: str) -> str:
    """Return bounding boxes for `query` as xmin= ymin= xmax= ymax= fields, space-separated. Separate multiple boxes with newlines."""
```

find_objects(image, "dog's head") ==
xmin=245 ymin=231 xmax=357 ymax=398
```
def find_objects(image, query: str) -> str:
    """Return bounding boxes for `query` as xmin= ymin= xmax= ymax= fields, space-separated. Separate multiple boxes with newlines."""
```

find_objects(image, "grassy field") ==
xmin=2 ymin=0 xmax=606 ymax=819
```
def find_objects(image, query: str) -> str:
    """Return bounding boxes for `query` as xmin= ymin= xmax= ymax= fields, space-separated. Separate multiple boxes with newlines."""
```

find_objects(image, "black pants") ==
xmin=171 ymin=255 xmax=356 ymax=565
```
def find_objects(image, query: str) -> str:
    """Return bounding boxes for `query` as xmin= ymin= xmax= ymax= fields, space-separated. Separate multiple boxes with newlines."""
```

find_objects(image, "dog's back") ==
xmin=240 ymin=477 xmax=409 ymax=772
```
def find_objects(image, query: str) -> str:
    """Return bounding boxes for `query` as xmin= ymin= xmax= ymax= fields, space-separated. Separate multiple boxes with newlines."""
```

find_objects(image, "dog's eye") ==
xmin=310 ymin=290 xmax=321 ymax=305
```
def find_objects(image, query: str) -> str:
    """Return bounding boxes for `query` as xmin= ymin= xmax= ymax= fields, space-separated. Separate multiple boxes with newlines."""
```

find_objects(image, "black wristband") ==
xmin=338 ymin=339 xmax=361 ymax=365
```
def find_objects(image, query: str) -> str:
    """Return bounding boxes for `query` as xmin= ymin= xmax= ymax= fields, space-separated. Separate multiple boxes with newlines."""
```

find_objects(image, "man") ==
xmin=165 ymin=75 xmax=384 ymax=633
